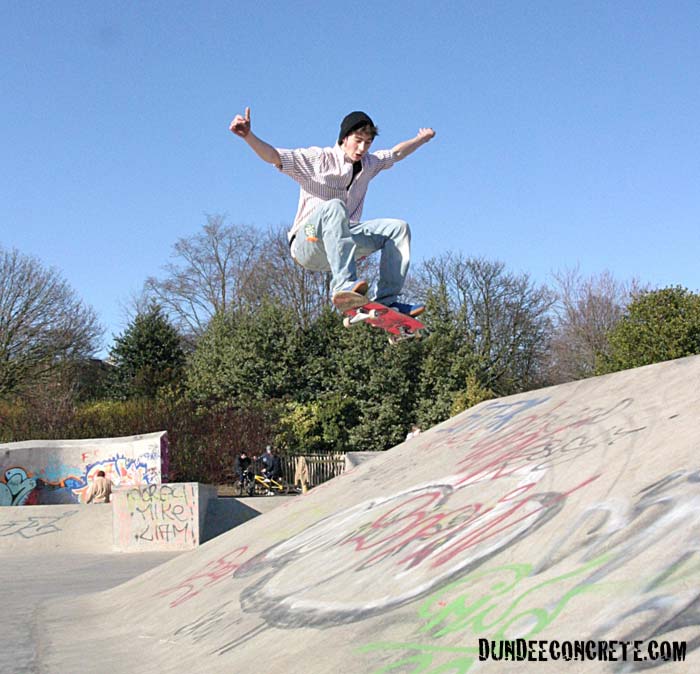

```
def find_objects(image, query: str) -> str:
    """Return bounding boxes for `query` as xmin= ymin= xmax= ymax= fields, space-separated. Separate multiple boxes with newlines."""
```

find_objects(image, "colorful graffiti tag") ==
xmin=0 ymin=432 xmax=166 ymax=505
xmin=71 ymin=455 xmax=155 ymax=502
xmin=224 ymin=397 xmax=635 ymax=629
xmin=0 ymin=455 xmax=158 ymax=506
xmin=0 ymin=468 xmax=38 ymax=506
xmin=358 ymin=469 xmax=700 ymax=672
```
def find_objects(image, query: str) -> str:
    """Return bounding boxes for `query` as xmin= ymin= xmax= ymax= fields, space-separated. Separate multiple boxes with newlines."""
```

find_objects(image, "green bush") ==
xmin=0 ymin=396 xmax=279 ymax=485
xmin=597 ymin=286 xmax=700 ymax=373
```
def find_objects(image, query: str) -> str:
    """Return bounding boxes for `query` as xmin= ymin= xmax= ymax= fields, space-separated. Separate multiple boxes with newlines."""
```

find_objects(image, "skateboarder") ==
xmin=229 ymin=107 xmax=435 ymax=316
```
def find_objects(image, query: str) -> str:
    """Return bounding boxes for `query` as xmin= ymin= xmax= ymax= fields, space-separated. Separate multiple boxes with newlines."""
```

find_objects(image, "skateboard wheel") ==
xmin=368 ymin=309 xmax=381 ymax=319
xmin=343 ymin=316 xmax=352 ymax=328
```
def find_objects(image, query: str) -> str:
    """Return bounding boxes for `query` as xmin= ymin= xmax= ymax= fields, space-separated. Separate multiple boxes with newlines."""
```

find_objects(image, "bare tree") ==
xmin=248 ymin=226 xmax=346 ymax=327
xmin=413 ymin=253 xmax=554 ymax=394
xmin=247 ymin=225 xmax=387 ymax=328
xmin=144 ymin=216 xmax=386 ymax=334
xmin=0 ymin=247 xmax=103 ymax=398
xmin=547 ymin=267 xmax=643 ymax=383
xmin=143 ymin=215 xmax=261 ymax=335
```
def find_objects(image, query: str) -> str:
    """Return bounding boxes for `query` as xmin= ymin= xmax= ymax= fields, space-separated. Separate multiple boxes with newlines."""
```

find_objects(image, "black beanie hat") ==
xmin=338 ymin=111 xmax=375 ymax=145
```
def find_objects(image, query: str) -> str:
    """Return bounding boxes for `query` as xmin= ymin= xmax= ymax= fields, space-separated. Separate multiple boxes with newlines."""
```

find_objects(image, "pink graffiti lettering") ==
xmin=154 ymin=547 xmax=249 ymax=608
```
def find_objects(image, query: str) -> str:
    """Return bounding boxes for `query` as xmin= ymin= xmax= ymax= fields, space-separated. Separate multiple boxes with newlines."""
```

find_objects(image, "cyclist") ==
xmin=235 ymin=451 xmax=254 ymax=495
xmin=261 ymin=446 xmax=282 ymax=482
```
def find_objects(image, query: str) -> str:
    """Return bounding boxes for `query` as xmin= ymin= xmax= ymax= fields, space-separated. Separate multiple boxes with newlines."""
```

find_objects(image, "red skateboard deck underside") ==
xmin=343 ymin=301 xmax=425 ymax=337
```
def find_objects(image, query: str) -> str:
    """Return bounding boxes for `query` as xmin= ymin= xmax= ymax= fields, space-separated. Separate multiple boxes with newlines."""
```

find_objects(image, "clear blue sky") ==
xmin=3 ymin=0 xmax=699 ymax=355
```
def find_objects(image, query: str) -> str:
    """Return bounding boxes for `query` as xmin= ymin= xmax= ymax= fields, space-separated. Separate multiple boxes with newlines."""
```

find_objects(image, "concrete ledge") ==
xmin=112 ymin=483 xmax=216 ymax=551
xmin=112 ymin=483 xmax=295 ymax=551
xmin=0 ymin=487 xmax=295 ymax=556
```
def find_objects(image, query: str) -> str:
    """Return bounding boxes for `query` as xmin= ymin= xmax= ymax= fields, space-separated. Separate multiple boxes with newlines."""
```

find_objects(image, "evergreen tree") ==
xmin=415 ymin=284 xmax=483 ymax=427
xmin=324 ymin=323 xmax=423 ymax=451
xmin=186 ymin=302 xmax=303 ymax=406
xmin=273 ymin=311 xmax=423 ymax=452
xmin=109 ymin=303 xmax=185 ymax=399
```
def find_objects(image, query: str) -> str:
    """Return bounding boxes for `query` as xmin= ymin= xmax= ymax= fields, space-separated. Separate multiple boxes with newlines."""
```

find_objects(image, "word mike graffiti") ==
xmin=125 ymin=484 xmax=195 ymax=545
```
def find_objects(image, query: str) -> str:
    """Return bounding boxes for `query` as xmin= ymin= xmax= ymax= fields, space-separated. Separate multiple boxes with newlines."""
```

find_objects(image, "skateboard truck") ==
xmin=342 ymin=307 xmax=385 ymax=327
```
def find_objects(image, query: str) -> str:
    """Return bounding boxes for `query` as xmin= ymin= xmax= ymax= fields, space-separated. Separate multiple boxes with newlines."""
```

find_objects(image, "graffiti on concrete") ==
xmin=225 ymin=397 xmax=642 ymax=629
xmin=154 ymin=547 xmax=250 ymax=608
xmin=1 ymin=432 xmax=163 ymax=505
xmin=117 ymin=484 xmax=197 ymax=546
xmin=0 ymin=455 xmax=156 ymax=505
xmin=155 ymin=393 xmax=696 ymax=672
xmin=444 ymin=398 xmax=644 ymax=486
xmin=72 ymin=455 xmax=154 ymax=502
xmin=0 ymin=468 xmax=38 ymax=506
xmin=0 ymin=510 xmax=78 ymax=539
xmin=229 ymin=476 xmax=595 ymax=630
xmin=359 ymin=470 xmax=700 ymax=672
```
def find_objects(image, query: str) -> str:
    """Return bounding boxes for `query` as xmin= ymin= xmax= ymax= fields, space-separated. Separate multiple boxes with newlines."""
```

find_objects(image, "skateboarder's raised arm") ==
xmin=392 ymin=127 xmax=436 ymax=162
xmin=229 ymin=106 xmax=282 ymax=168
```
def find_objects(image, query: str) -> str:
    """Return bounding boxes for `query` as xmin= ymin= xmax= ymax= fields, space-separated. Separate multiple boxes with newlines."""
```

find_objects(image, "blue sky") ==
xmin=3 ymin=0 xmax=700 ymax=354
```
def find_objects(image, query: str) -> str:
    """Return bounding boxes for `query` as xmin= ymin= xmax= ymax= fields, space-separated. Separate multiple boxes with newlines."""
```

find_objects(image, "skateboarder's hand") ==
xmin=417 ymin=127 xmax=435 ymax=143
xmin=230 ymin=107 xmax=251 ymax=138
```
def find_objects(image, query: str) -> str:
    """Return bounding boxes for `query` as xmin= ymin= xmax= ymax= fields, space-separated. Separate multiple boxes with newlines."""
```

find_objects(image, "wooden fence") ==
xmin=279 ymin=453 xmax=347 ymax=487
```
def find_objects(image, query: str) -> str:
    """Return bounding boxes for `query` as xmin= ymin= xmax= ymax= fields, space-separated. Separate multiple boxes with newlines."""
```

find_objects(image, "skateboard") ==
xmin=341 ymin=300 xmax=425 ymax=344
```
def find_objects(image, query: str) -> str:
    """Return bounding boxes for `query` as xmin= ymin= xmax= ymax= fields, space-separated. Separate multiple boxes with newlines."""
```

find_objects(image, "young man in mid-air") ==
xmin=229 ymin=107 xmax=435 ymax=316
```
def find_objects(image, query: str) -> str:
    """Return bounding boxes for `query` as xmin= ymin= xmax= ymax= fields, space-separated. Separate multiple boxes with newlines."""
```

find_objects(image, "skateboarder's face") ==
xmin=342 ymin=130 xmax=374 ymax=162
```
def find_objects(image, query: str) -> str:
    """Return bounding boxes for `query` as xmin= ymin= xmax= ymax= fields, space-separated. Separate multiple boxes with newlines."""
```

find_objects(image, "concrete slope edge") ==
xmin=36 ymin=356 xmax=700 ymax=673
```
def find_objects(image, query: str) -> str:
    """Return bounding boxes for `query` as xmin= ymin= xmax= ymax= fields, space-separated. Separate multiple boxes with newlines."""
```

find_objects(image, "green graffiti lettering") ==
xmin=359 ymin=642 xmax=479 ymax=674
xmin=418 ymin=555 xmax=611 ymax=639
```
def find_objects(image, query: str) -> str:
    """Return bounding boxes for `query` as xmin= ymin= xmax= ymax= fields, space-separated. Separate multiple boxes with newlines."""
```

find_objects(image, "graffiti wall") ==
xmin=0 ymin=431 xmax=168 ymax=505
xmin=112 ymin=482 xmax=217 ymax=551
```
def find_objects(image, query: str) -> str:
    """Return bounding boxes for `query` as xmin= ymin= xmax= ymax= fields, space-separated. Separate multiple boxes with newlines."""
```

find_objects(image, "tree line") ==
xmin=3 ymin=217 xmax=700 ymax=482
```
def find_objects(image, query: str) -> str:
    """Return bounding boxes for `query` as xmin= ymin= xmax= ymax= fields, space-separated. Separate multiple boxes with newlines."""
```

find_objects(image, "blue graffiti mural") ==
xmin=0 ymin=468 xmax=38 ymax=506
xmin=0 ymin=454 xmax=157 ymax=505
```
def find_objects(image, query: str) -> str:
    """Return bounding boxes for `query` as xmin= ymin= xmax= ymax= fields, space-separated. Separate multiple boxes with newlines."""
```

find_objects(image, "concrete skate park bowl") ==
xmin=0 ymin=429 xmax=270 ymax=552
xmin=31 ymin=357 xmax=700 ymax=672
xmin=0 ymin=431 xmax=168 ymax=505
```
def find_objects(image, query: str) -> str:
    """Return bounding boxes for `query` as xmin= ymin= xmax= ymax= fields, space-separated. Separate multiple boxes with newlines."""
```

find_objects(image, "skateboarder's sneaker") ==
xmin=389 ymin=301 xmax=426 ymax=318
xmin=332 ymin=279 xmax=369 ymax=311
xmin=337 ymin=279 xmax=368 ymax=295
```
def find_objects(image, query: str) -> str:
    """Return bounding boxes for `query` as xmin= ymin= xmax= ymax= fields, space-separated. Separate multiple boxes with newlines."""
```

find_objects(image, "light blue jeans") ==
xmin=290 ymin=199 xmax=410 ymax=306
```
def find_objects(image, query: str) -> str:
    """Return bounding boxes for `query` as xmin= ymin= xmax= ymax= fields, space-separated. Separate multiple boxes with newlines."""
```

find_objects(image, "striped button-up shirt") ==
xmin=276 ymin=143 xmax=397 ymax=240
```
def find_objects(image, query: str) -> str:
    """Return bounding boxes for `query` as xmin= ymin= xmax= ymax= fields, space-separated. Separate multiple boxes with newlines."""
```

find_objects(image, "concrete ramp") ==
xmin=37 ymin=357 xmax=700 ymax=672
xmin=0 ymin=504 xmax=112 ymax=553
